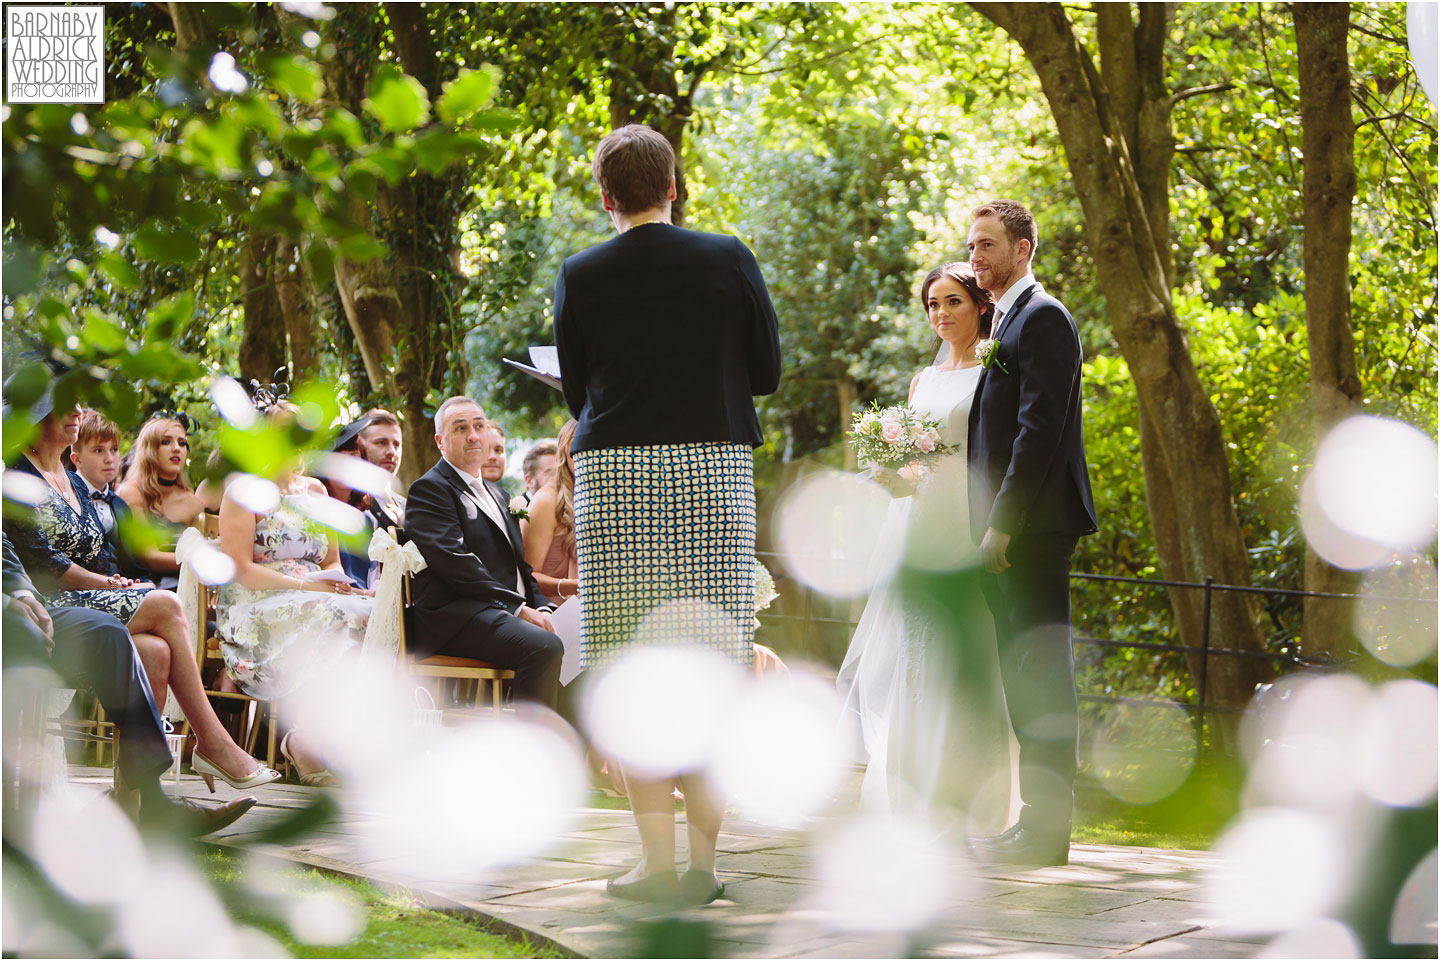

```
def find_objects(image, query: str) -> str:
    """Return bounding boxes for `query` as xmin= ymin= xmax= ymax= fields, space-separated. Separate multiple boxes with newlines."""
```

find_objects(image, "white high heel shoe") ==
xmin=279 ymin=732 xmax=338 ymax=787
xmin=190 ymin=749 xmax=280 ymax=793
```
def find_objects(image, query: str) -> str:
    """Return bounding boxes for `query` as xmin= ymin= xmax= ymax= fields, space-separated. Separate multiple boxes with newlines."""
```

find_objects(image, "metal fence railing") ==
xmin=756 ymin=553 xmax=1438 ymax=747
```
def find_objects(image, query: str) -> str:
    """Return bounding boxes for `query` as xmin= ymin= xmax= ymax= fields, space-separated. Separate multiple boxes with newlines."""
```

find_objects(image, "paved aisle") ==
xmin=72 ymin=767 xmax=1259 ymax=958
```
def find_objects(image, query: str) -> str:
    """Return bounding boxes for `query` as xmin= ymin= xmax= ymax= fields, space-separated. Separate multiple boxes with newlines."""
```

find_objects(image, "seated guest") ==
xmin=513 ymin=439 xmax=558 ymax=510
xmin=521 ymin=420 xmax=580 ymax=606
xmin=355 ymin=408 xmax=406 ymax=532
xmin=114 ymin=415 xmax=206 ymax=591
xmin=3 ymin=531 xmax=256 ymax=835
xmin=7 ymin=394 xmax=278 ymax=792
xmin=195 ymin=447 xmax=229 ymax=514
xmin=216 ymin=400 xmax=372 ymax=785
xmin=323 ymin=415 xmax=377 ymax=589
xmin=406 ymin=397 xmax=563 ymax=708
xmin=478 ymin=421 xmax=510 ymax=490
xmin=65 ymin=408 xmax=141 ymax=579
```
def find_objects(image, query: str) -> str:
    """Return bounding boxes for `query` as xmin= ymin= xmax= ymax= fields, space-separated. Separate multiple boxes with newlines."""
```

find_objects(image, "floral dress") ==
xmin=8 ymin=458 xmax=151 ymax=622
xmin=217 ymin=492 xmax=371 ymax=700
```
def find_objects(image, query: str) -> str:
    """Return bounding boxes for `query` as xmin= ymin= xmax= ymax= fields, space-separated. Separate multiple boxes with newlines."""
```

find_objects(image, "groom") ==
xmin=965 ymin=200 xmax=1097 ymax=867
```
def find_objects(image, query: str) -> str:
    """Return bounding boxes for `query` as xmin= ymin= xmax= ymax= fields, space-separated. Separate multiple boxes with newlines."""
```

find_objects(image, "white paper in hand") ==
xmin=550 ymin=596 xmax=583 ymax=686
xmin=529 ymin=346 xmax=561 ymax=379
xmin=300 ymin=569 xmax=352 ymax=583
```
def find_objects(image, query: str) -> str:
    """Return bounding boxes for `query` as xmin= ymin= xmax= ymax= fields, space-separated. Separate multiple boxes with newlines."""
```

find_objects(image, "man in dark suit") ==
xmin=405 ymin=397 xmax=563 ymax=708
xmin=965 ymin=200 xmax=1098 ymax=867
xmin=2 ymin=531 xmax=255 ymax=836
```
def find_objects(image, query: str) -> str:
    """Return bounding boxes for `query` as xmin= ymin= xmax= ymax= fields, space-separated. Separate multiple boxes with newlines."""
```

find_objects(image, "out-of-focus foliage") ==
xmin=2 ymin=2 xmax=1435 ymax=691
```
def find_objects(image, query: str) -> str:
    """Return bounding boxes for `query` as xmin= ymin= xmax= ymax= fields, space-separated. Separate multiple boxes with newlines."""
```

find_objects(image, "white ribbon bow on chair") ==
xmin=361 ymin=528 xmax=427 ymax=662
xmin=173 ymin=526 xmax=237 ymax=724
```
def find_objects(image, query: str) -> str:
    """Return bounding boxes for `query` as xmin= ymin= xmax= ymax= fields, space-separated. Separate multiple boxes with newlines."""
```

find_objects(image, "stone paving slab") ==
xmin=67 ymin=765 xmax=1267 ymax=958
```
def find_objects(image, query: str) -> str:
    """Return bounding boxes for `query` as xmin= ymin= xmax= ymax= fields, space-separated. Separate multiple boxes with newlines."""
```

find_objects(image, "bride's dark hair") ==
xmin=920 ymin=262 xmax=995 ymax=341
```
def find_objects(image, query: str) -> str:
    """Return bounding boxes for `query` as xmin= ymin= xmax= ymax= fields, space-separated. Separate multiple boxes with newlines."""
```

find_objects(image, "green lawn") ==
xmin=204 ymin=851 xmax=567 ymax=959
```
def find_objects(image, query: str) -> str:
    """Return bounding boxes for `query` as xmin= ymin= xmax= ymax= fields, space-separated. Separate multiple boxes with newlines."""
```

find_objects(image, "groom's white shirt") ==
xmin=992 ymin=273 xmax=1038 ymax=340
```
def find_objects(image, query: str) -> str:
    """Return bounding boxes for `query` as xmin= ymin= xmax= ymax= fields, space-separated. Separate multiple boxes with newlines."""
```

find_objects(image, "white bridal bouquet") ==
xmin=846 ymin=401 xmax=957 ymax=472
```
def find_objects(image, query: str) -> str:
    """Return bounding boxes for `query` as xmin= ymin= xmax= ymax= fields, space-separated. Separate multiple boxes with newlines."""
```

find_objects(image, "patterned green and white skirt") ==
xmin=573 ymin=442 xmax=756 ymax=671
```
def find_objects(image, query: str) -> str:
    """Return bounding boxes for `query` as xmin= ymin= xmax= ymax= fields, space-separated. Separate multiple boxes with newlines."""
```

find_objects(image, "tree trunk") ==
xmin=272 ymin=238 xmax=318 ymax=376
xmin=386 ymin=2 xmax=467 ymax=485
xmin=1295 ymin=2 xmax=1362 ymax=659
xmin=971 ymin=2 xmax=1270 ymax=711
xmin=237 ymin=234 xmax=288 ymax=384
xmin=603 ymin=5 xmax=699 ymax=226
xmin=167 ymin=2 xmax=214 ymax=56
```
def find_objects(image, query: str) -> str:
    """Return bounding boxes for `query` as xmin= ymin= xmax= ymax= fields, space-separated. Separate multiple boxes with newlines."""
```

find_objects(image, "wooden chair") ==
xmin=192 ymin=512 xmax=277 ymax=767
xmin=398 ymin=573 xmax=513 ymax=719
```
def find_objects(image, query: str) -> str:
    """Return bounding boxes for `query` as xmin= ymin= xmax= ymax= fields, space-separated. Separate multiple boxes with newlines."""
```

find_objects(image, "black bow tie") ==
xmin=90 ymin=491 xmax=106 ymax=501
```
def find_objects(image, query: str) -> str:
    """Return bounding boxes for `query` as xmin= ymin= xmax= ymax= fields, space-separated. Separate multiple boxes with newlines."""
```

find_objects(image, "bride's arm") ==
xmin=896 ymin=370 xmax=925 ymax=482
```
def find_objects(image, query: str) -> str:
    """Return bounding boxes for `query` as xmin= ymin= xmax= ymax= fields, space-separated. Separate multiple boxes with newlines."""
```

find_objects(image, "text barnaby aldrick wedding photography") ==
xmin=5 ymin=5 xmax=104 ymax=104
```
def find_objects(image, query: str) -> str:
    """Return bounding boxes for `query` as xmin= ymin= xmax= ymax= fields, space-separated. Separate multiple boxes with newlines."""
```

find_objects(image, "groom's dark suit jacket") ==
xmin=405 ymin=457 xmax=550 ymax=659
xmin=967 ymin=282 xmax=1098 ymax=543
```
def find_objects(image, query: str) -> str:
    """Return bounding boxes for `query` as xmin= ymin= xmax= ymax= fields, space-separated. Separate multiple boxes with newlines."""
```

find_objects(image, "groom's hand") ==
xmin=980 ymin=527 xmax=1011 ymax=573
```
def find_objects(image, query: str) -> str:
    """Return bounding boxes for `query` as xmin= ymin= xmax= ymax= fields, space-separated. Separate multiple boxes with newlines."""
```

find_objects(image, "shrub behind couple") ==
xmin=838 ymin=200 xmax=1097 ymax=868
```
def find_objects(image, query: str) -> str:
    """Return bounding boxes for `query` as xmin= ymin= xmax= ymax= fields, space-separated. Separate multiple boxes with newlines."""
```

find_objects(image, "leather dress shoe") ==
xmin=678 ymin=869 xmax=725 ymax=906
xmin=970 ymin=823 xmax=1070 ymax=867
xmin=606 ymin=870 xmax=679 ymax=903
xmin=144 ymin=795 xmax=257 ymax=838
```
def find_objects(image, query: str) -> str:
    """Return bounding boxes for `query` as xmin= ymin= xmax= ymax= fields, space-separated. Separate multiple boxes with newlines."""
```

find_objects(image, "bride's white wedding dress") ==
xmin=837 ymin=364 xmax=1020 ymax=835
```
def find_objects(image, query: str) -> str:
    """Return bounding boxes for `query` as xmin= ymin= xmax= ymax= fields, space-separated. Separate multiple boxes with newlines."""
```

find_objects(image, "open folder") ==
xmin=503 ymin=346 xmax=563 ymax=392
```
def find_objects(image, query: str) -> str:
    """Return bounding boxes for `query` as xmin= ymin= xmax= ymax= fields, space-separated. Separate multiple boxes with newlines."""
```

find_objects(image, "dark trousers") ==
xmin=980 ymin=533 xmax=1080 ymax=832
xmin=6 ymin=606 xmax=172 ymax=788
xmin=436 ymin=607 xmax=564 ymax=709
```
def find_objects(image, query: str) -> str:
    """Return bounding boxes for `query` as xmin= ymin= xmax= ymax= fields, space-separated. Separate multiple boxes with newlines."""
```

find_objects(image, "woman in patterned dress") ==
xmin=10 ymin=402 xmax=278 ymax=791
xmin=553 ymin=124 xmax=782 ymax=905
xmin=216 ymin=402 xmax=372 ymax=785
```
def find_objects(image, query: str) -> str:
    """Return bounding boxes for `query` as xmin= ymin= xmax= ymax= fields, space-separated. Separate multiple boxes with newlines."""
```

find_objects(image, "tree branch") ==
xmin=1170 ymin=81 xmax=1235 ymax=106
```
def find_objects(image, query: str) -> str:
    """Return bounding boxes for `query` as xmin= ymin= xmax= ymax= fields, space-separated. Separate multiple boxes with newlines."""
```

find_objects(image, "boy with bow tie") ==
xmin=67 ymin=409 xmax=143 ymax=580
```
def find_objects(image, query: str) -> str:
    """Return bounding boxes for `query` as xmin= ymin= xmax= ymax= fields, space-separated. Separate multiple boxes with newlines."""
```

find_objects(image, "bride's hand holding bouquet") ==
xmin=848 ymin=402 xmax=955 ymax=497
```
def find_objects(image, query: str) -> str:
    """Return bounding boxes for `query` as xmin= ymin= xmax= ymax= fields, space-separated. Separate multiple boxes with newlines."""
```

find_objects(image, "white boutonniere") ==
xmin=975 ymin=338 xmax=1009 ymax=374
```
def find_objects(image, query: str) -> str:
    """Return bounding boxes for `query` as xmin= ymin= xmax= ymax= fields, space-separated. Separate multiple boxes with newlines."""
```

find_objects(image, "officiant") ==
xmin=552 ymin=122 xmax=781 ymax=905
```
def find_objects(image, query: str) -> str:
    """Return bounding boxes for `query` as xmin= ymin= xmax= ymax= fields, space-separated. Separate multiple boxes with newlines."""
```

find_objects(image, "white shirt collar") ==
xmin=993 ymin=273 xmax=1039 ymax=321
xmin=444 ymin=456 xmax=486 ymax=490
xmin=78 ymin=474 xmax=109 ymax=498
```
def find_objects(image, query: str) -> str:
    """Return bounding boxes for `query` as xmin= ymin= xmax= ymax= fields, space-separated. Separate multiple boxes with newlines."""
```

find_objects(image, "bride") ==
xmin=837 ymin=261 xmax=1019 ymax=836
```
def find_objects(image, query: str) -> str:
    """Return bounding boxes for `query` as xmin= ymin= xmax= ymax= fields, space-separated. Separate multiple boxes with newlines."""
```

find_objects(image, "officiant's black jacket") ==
xmin=967 ymin=284 xmax=1098 ymax=542
xmin=553 ymin=223 xmax=782 ymax=453
xmin=406 ymin=457 xmax=549 ymax=659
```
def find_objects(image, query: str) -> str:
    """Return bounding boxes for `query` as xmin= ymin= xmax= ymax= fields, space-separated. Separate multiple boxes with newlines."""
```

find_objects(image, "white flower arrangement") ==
xmin=753 ymin=558 xmax=779 ymax=616
xmin=847 ymin=401 xmax=956 ymax=471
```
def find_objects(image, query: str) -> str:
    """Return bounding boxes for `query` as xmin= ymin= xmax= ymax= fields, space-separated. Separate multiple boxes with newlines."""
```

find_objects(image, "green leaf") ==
xmin=436 ymin=65 xmax=499 ymax=124
xmin=80 ymin=310 xmax=127 ymax=353
xmin=303 ymin=146 xmax=341 ymax=181
xmin=3 ymin=242 xmax=43 ymax=298
xmin=3 ymin=362 xmax=50 ymax=408
xmin=96 ymin=254 xmax=141 ymax=291
xmin=264 ymin=54 xmax=325 ymax=104
xmin=322 ymin=107 xmax=365 ymax=148
xmin=303 ymin=241 xmax=334 ymax=284
xmin=134 ymin=223 xmax=200 ymax=265
xmin=363 ymin=67 xmax=430 ymax=133
xmin=145 ymin=293 xmax=195 ymax=343
xmin=337 ymin=233 xmax=386 ymax=261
